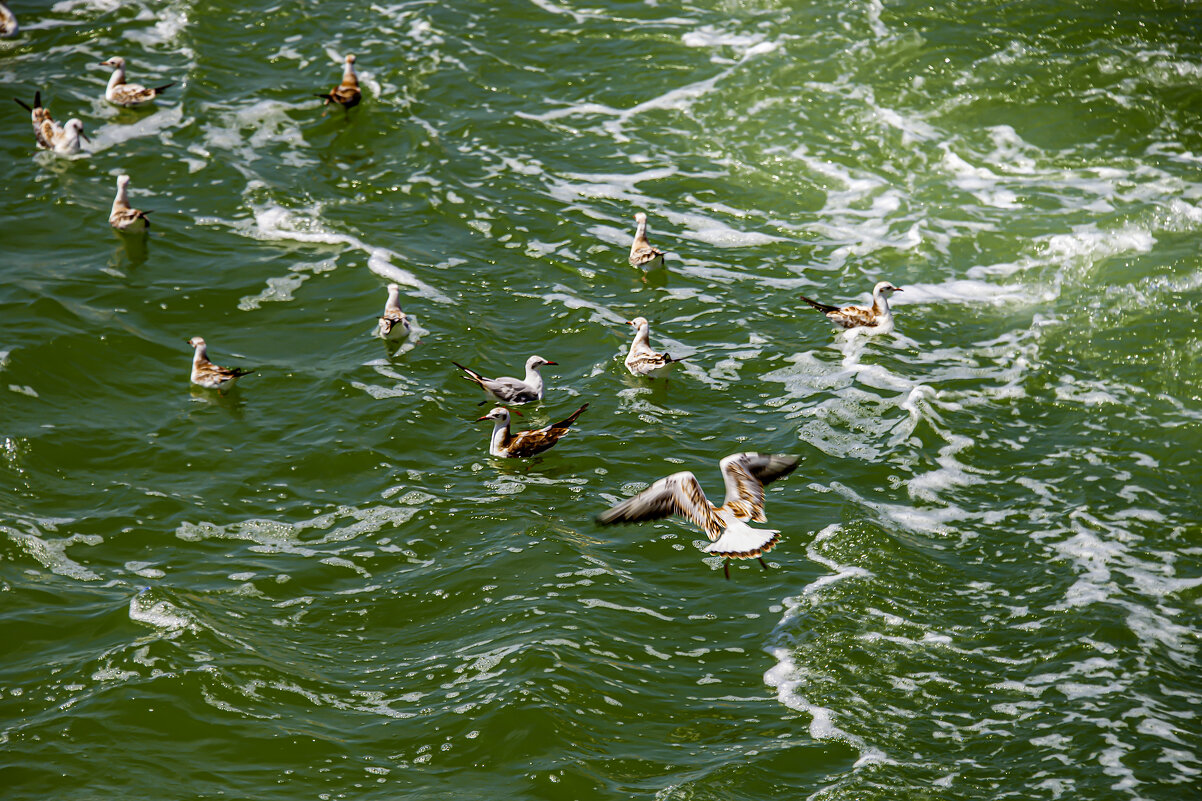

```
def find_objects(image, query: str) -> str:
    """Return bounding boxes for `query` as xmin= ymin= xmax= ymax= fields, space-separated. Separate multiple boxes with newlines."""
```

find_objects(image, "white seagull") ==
xmin=476 ymin=404 xmax=588 ymax=459
xmin=109 ymin=174 xmax=151 ymax=233
xmin=376 ymin=284 xmax=410 ymax=341
xmin=187 ymin=337 xmax=255 ymax=392
xmin=99 ymin=57 xmax=173 ymax=108
xmin=314 ymin=54 xmax=361 ymax=111
xmin=453 ymin=355 xmax=555 ymax=405
xmin=14 ymin=92 xmax=87 ymax=154
xmin=628 ymin=211 xmax=665 ymax=270
xmin=624 ymin=316 xmax=685 ymax=378
xmin=800 ymin=281 xmax=903 ymax=331
xmin=597 ymin=453 xmax=799 ymax=578
xmin=0 ymin=2 xmax=18 ymax=38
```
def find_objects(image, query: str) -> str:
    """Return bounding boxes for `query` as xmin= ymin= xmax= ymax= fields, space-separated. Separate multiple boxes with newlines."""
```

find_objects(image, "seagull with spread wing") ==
xmin=597 ymin=452 xmax=798 ymax=578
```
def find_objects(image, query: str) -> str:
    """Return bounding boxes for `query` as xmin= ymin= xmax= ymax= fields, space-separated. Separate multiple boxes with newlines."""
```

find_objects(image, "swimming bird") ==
xmin=597 ymin=453 xmax=799 ymax=578
xmin=377 ymin=284 xmax=410 ymax=341
xmin=187 ymin=337 xmax=254 ymax=392
xmin=0 ymin=2 xmax=18 ymax=38
xmin=14 ymin=93 xmax=87 ymax=154
xmin=628 ymin=211 xmax=665 ymax=270
xmin=476 ymin=404 xmax=588 ymax=459
xmin=99 ymin=57 xmax=173 ymax=107
xmin=314 ymin=54 xmax=361 ymax=112
xmin=109 ymin=174 xmax=151 ymax=233
xmin=453 ymin=356 xmax=555 ymax=406
xmin=624 ymin=317 xmax=685 ymax=378
xmin=800 ymin=281 xmax=903 ymax=331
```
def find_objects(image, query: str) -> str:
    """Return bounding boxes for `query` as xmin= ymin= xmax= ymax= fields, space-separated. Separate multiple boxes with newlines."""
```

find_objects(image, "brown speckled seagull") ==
xmin=14 ymin=92 xmax=87 ymax=154
xmin=376 ymin=284 xmax=410 ymax=341
xmin=628 ymin=212 xmax=665 ymax=271
xmin=597 ymin=453 xmax=799 ymax=578
xmin=624 ymin=317 xmax=685 ymax=378
xmin=800 ymin=281 xmax=902 ymax=331
xmin=100 ymin=57 xmax=174 ymax=107
xmin=314 ymin=54 xmax=361 ymax=112
xmin=187 ymin=337 xmax=254 ymax=392
xmin=109 ymin=175 xmax=151 ymax=233
xmin=476 ymin=404 xmax=588 ymax=459
xmin=0 ymin=2 xmax=19 ymax=38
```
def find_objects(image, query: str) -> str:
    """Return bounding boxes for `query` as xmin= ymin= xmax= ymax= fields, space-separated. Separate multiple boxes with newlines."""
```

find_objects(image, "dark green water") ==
xmin=2 ymin=1 xmax=1200 ymax=798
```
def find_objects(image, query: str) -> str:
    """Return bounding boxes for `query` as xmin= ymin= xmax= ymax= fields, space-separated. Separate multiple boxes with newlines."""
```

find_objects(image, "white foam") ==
xmin=128 ymin=594 xmax=192 ymax=631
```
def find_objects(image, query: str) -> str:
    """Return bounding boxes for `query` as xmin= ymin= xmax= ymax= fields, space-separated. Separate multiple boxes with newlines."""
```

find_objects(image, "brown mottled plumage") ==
xmin=187 ymin=337 xmax=254 ymax=392
xmin=314 ymin=54 xmax=361 ymax=111
xmin=100 ymin=57 xmax=173 ymax=107
xmin=800 ymin=281 xmax=902 ymax=331
xmin=109 ymin=175 xmax=151 ymax=233
xmin=14 ymin=92 xmax=87 ymax=154
xmin=628 ymin=211 xmax=665 ymax=270
xmin=597 ymin=453 xmax=799 ymax=577
xmin=476 ymin=404 xmax=588 ymax=459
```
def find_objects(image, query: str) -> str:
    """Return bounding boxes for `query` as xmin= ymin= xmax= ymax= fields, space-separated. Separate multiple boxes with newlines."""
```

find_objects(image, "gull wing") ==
xmin=719 ymin=453 xmax=799 ymax=521
xmin=506 ymin=403 xmax=588 ymax=458
xmin=484 ymin=376 xmax=538 ymax=404
xmin=596 ymin=471 xmax=724 ymax=541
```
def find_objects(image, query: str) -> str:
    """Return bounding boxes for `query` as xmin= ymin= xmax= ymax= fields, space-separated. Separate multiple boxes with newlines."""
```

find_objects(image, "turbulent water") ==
xmin=3 ymin=0 xmax=1200 ymax=798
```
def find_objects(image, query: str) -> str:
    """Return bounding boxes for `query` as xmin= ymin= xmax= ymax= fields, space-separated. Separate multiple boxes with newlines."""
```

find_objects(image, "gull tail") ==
xmin=665 ymin=352 xmax=687 ymax=364
xmin=551 ymin=403 xmax=589 ymax=432
xmin=231 ymin=368 xmax=255 ymax=378
xmin=800 ymin=295 xmax=840 ymax=315
xmin=153 ymin=82 xmax=175 ymax=94
xmin=452 ymin=361 xmax=485 ymax=386
xmin=14 ymin=96 xmax=32 ymax=112
xmin=703 ymin=519 xmax=781 ymax=559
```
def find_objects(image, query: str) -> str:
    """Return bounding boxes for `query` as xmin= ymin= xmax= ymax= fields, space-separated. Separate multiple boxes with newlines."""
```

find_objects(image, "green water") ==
xmin=2 ymin=0 xmax=1200 ymax=798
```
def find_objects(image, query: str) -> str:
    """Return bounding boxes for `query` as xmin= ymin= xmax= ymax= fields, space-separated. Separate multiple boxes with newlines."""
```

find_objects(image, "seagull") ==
xmin=624 ymin=317 xmax=685 ymax=378
xmin=597 ymin=453 xmax=799 ymax=578
xmin=0 ymin=2 xmax=18 ymax=38
xmin=800 ymin=281 xmax=903 ymax=331
xmin=376 ymin=284 xmax=410 ymax=341
xmin=628 ymin=211 xmax=665 ymax=270
xmin=99 ymin=57 xmax=174 ymax=108
xmin=453 ymin=355 xmax=556 ymax=406
xmin=314 ymin=54 xmax=361 ymax=112
xmin=187 ymin=337 xmax=254 ymax=392
xmin=476 ymin=404 xmax=588 ymax=459
xmin=14 ymin=92 xmax=88 ymax=154
xmin=109 ymin=174 xmax=151 ymax=233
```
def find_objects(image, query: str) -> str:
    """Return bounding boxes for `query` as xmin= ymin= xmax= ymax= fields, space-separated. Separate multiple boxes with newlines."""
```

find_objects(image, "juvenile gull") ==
xmin=0 ymin=2 xmax=18 ymax=38
xmin=187 ymin=337 xmax=254 ymax=392
xmin=14 ymin=92 xmax=87 ymax=154
xmin=476 ymin=404 xmax=588 ymax=459
xmin=99 ymin=57 xmax=173 ymax=107
xmin=800 ymin=281 xmax=902 ymax=331
xmin=314 ymin=54 xmax=361 ymax=111
xmin=624 ymin=316 xmax=685 ymax=378
xmin=597 ymin=453 xmax=799 ymax=578
xmin=628 ymin=211 xmax=665 ymax=270
xmin=453 ymin=355 xmax=555 ymax=406
xmin=109 ymin=174 xmax=151 ymax=233
xmin=376 ymin=283 xmax=410 ymax=341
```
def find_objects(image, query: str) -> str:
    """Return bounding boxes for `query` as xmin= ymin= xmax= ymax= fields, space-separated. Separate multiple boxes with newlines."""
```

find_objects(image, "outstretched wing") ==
xmin=719 ymin=453 xmax=799 ymax=521
xmin=596 ymin=471 xmax=724 ymax=541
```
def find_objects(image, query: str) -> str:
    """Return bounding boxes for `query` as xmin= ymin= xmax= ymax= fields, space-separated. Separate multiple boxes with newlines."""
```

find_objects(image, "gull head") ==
xmin=633 ymin=211 xmax=648 ymax=224
xmin=187 ymin=336 xmax=206 ymax=349
xmin=345 ymin=54 xmax=356 ymax=65
xmin=116 ymin=174 xmax=132 ymax=190
xmin=874 ymin=281 xmax=902 ymax=295
xmin=99 ymin=56 xmax=126 ymax=69
xmin=627 ymin=316 xmax=650 ymax=330
xmin=64 ymin=118 xmax=88 ymax=142
xmin=527 ymin=355 xmax=557 ymax=371
xmin=476 ymin=407 xmax=512 ymax=424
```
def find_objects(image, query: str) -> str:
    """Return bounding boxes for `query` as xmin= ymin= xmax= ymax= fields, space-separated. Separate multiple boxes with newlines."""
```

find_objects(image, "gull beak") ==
xmin=475 ymin=414 xmax=490 ymax=422
xmin=81 ymin=132 xmax=91 ymax=143
xmin=893 ymin=287 xmax=903 ymax=292
xmin=510 ymin=408 xmax=523 ymax=417
xmin=543 ymin=361 xmax=558 ymax=366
